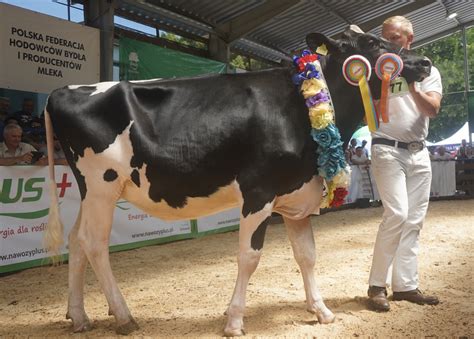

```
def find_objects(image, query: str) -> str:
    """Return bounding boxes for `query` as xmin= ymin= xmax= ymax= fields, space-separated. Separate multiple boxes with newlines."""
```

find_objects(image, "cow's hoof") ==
xmin=316 ymin=311 xmax=336 ymax=324
xmin=66 ymin=311 xmax=92 ymax=332
xmin=116 ymin=318 xmax=139 ymax=335
xmin=223 ymin=327 xmax=245 ymax=337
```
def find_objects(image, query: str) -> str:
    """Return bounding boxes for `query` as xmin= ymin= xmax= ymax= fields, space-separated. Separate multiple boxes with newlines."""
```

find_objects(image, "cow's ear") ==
xmin=306 ymin=33 xmax=340 ymax=55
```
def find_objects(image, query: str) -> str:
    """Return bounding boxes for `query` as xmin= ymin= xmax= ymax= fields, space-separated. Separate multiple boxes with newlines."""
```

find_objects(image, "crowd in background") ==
xmin=0 ymin=96 xmax=67 ymax=166
xmin=346 ymin=137 xmax=473 ymax=166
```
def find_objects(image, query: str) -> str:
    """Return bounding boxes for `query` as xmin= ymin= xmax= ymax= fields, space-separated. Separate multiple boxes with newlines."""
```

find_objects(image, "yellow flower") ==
xmin=301 ymin=78 xmax=326 ymax=98
xmin=332 ymin=167 xmax=351 ymax=187
xmin=309 ymin=103 xmax=333 ymax=129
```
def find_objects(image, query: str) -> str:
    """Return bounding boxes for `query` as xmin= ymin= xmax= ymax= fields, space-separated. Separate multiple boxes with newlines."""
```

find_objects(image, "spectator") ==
xmin=351 ymin=146 xmax=370 ymax=165
xmin=0 ymin=97 xmax=12 ymax=142
xmin=456 ymin=139 xmax=473 ymax=160
xmin=0 ymin=96 xmax=10 ymax=122
xmin=0 ymin=124 xmax=47 ymax=166
xmin=361 ymin=139 xmax=369 ymax=157
xmin=433 ymin=146 xmax=452 ymax=161
xmin=346 ymin=138 xmax=358 ymax=163
xmin=13 ymin=98 xmax=35 ymax=132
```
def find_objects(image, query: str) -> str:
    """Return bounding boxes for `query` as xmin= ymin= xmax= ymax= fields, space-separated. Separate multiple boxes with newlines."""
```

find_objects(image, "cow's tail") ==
xmin=43 ymin=100 xmax=64 ymax=264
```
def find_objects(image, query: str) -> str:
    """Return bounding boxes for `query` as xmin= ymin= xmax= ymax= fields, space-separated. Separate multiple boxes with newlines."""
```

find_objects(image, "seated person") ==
xmin=0 ymin=124 xmax=47 ymax=166
xmin=39 ymin=135 xmax=68 ymax=165
xmin=351 ymin=146 xmax=370 ymax=165
xmin=433 ymin=146 xmax=452 ymax=161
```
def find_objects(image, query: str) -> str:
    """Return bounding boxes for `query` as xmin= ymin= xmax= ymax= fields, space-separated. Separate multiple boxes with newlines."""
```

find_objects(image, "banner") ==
xmin=119 ymin=37 xmax=226 ymax=80
xmin=0 ymin=3 xmax=100 ymax=94
xmin=0 ymin=166 xmax=240 ymax=273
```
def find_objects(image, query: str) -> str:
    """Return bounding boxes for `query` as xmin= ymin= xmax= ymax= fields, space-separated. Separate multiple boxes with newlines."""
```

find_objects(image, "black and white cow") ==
xmin=44 ymin=28 xmax=430 ymax=336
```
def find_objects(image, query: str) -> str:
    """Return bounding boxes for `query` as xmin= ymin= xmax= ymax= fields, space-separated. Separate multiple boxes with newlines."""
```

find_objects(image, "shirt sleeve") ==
xmin=420 ymin=66 xmax=442 ymax=95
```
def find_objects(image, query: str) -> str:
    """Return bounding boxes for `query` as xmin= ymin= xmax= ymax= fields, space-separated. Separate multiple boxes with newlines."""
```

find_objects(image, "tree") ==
xmin=416 ymin=28 xmax=474 ymax=142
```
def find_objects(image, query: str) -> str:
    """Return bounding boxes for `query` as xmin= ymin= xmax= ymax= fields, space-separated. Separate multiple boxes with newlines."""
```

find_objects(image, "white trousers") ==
xmin=369 ymin=144 xmax=432 ymax=292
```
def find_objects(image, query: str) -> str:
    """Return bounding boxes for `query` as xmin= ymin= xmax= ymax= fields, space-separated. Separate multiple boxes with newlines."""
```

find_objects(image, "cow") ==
xmin=43 ymin=27 xmax=431 ymax=336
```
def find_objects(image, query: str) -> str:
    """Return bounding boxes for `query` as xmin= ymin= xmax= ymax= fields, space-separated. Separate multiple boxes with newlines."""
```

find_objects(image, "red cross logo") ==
xmin=56 ymin=173 xmax=72 ymax=198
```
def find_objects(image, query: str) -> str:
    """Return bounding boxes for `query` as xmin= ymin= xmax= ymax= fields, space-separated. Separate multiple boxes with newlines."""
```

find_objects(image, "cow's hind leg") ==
xmin=224 ymin=203 xmax=273 ymax=336
xmin=284 ymin=216 xmax=335 ymax=324
xmin=66 ymin=206 xmax=92 ymax=332
xmin=77 ymin=195 xmax=138 ymax=335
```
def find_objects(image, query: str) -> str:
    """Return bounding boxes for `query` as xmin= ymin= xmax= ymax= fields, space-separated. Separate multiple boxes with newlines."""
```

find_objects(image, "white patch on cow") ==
xmin=273 ymin=176 xmax=324 ymax=218
xmin=76 ymin=121 xmax=135 ymax=203
xmin=129 ymin=78 xmax=162 ymax=83
xmin=68 ymin=82 xmax=120 ymax=96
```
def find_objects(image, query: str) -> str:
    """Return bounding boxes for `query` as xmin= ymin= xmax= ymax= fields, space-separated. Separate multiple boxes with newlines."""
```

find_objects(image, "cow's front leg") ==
xmin=224 ymin=204 xmax=273 ymax=336
xmin=66 ymin=206 xmax=92 ymax=332
xmin=283 ymin=216 xmax=335 ymax=324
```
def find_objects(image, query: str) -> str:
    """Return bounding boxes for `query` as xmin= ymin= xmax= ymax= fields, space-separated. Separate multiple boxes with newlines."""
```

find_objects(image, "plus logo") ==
xmin=56 ymin=173 xmax=72 ymax=198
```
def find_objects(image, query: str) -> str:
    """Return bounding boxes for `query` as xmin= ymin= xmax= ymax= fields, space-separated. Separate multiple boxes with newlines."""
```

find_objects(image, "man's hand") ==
xmin=21 ymin=152 xmax=33 ymax=163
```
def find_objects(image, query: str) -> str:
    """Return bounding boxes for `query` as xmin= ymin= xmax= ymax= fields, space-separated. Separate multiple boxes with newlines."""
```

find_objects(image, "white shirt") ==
xmin=0 ymin=142 xmax=36 ymax=164
xmin=433 ymin=153 xmax=451 ymax=160
xmin=372 ymin=66 xmax=442 ymax=143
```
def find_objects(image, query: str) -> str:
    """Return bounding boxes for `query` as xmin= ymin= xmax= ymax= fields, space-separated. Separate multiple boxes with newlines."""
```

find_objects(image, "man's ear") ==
xmin=306 ymin=33 xmax=340 ymax=55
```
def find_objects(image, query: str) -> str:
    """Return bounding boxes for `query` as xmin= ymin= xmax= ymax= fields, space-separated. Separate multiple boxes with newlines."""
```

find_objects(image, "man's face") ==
xmin=23 ymin=100 xmax=34 ymax=113
xmin=382 ymin=22 xmax=413 ymax=49
xmin=4 ymin=128 xmax=22 ymax=148
xmin=355 ymin=148 xmax=363 ymax=157
xmin=0 ymin=99 xmax=10 ymax=113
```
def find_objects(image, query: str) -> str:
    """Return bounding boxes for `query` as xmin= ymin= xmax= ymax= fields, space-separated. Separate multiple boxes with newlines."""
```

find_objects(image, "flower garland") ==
xmin=292 ymin=50 xmax=350 ymax=208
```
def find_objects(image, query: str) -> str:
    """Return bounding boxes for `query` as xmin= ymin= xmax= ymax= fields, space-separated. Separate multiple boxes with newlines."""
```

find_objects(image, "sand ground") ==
xmin=0 ymin=199 xmax=473 ymax=337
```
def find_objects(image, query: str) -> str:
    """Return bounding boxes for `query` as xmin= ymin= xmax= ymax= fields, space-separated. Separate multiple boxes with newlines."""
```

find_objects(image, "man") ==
xmin=367 ymin=16 xmax=442 ymax=312
xmin=433 ymin=146 xmax=452 ymax=160
xmin=0 ymin=124 xmax=47 ymax=166
xmin=13 ymin=98 xmax=35 ymax=131
xmin=351 ymin=146 xmax=370 ymax=165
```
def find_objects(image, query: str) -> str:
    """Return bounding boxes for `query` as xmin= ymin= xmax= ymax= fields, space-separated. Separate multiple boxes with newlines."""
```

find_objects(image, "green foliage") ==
xmin=159 ymin=32 xmax=206 ymax=50
xmin=416 ymin=28 xmax=474 ymax=142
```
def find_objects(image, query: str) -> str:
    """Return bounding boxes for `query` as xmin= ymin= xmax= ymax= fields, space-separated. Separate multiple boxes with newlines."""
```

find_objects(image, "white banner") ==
xmin=0 ymin=3 xmax=100 ymax=93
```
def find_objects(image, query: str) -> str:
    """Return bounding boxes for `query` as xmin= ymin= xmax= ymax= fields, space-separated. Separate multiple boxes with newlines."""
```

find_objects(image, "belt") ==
xmin=372 ymin=137 xmax=425 ymax=153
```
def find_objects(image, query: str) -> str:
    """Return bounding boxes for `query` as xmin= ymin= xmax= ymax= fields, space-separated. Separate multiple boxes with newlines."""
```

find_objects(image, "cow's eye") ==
xmin=367 ymin=38 xmax=379 ymax=49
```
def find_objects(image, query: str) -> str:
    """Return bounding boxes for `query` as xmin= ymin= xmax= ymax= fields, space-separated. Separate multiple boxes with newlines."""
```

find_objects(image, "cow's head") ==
xmin=303 ymin=26 xmax=431 ymax=146
xmin=306 ymin=26 xmax=431 ymax=99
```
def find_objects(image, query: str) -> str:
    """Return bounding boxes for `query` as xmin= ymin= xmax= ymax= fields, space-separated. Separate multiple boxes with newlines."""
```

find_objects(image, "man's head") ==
xmin=362 ymin=140 xmax=367 ymax=147
xmin=355 ymin=146 xmax=364 ymax=157
xmin=461 ymin=139 xmax=467 ymax=146
xmin=0 ymin=97 xmax=10 ymax=115
xmin=437 ymin=146 xmax=446 ymax=155
xmin=3 ymin=123 xmax=23 ymax=149
xmin=350 ymin=139 xmax=357 ymax=147
xmin=22 ymin=98 xmax=34 ymax=114
xmin=382 ymin=16 xmax=414 ymax=50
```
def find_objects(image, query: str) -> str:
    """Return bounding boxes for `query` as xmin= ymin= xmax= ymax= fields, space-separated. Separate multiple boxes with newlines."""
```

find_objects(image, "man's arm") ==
xmin=409 ymin=83 xmax=442 ymax=118
xmin=0 ymin=153 xmax=33 ymax=165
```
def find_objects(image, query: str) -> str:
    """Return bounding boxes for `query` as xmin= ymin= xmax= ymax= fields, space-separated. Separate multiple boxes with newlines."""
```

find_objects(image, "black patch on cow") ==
xmin=104 ymin=169 xmax=118 ymax=182
xmin=131 ymin=169 xmax=140 ymax=187
xmin=251 ymin=217 xmax=270 ymax=251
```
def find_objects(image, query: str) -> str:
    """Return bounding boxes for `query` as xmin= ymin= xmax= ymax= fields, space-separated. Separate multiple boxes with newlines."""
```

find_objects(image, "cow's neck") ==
xmin=320 ymin=55 xmax=365 ymax=148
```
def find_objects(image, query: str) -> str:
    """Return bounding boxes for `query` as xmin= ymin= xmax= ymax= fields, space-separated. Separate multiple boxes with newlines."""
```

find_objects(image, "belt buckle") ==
xmin=407 ymin=141 xmax=424 ymax=153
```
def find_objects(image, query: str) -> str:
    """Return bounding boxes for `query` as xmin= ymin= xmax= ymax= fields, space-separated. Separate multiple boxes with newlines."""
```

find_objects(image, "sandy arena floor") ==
xmin=0 ymin=199 xmax=473 ymax=337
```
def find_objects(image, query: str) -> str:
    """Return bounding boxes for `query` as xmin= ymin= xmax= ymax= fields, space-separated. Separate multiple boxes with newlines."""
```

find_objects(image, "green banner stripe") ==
xmin=0 ymin=207 xmax=50 ymax=219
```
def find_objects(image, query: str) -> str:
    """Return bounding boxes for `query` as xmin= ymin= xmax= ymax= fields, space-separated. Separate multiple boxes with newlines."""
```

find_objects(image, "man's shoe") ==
xmin=367 ymin=286 xmax=390 ymax=312
xmin=393 ymin=289 xmax=439 ymax=305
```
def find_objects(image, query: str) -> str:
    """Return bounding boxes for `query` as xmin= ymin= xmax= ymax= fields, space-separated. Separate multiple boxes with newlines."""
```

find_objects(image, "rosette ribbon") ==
xmin=375 ymin=53 xmax=404 ymax=123
xmin=342 ymin=55 xmax=378 ymax=132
